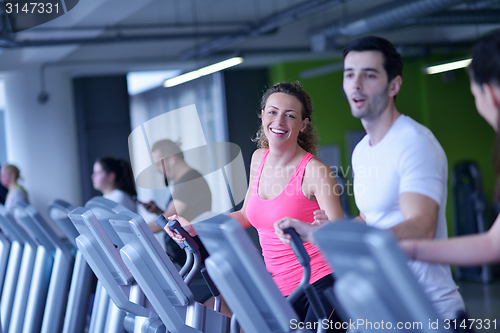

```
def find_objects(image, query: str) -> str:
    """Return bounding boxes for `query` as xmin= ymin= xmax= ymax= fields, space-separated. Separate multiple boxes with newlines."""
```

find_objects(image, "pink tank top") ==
xmin=246 ymin=150 xmax=333 ymax=296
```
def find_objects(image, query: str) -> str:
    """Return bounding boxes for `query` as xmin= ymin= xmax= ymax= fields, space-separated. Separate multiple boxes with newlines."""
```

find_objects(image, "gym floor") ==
xmin=458 ymin=280 xmax=500 ymax=332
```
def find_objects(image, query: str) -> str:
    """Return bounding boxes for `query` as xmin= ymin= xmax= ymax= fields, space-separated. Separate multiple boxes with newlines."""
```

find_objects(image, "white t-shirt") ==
xmin=352 ymin=115 xmax=464 ymax=319
xmin=104 ymin=189 xmax=137 ymax=213
xmin=5 ymin=185 xmax=29 ymax=214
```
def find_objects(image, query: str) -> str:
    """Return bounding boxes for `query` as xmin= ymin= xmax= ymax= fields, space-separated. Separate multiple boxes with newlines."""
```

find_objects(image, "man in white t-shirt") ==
xmin=277 ymin=36 xmax=465 ymax=320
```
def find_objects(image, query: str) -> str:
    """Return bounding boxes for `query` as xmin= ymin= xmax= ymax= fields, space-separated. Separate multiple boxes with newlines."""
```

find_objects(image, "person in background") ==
xmin=400 ymin=30 xmax=500 ymax=267
xmin=1 ymin=163 xmax=28 ymax=213
xmin=0 ymin=172 xmax=8 ymax=205
xmin=143 ymin=139 xmax=212 ymax=233
xmin=141 ymin=139 xmax=215 ymax=307
xmin=91 ymin=157 xmax=137 ymax=213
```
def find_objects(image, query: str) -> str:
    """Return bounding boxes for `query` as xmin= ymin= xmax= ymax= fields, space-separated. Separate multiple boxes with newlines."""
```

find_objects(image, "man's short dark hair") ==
xmin=152 ymin=139 xmax=184 ymax=161
xmin=469 ymin=30 xmax=500 ymax=87
xmin=343 ymin=36 xmax=403 ymax=83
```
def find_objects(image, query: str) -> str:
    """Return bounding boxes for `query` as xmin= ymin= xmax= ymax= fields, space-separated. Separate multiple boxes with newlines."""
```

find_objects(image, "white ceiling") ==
xmin=0 ymin=0 xmax=499 ymax=75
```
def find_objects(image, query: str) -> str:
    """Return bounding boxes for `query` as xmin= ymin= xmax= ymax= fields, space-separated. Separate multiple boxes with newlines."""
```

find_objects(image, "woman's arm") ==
xmin=275 ymin=158 xmax=345 ymax=245
xmin=400 ymin=213 xmax=500 ymax=266
xmin=303 ymin=158 xmax=344 ymax=221
xmin=227 ymin=210 xmax=252 ymax=229
xmin=228 ymin=149 xmax=266 ymax=229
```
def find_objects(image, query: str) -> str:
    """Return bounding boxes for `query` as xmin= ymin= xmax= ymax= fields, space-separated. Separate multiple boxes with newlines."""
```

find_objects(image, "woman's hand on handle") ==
xmin=274 ymin=217 xmax=319 ymax=245
xmin=165 ymin=214 xmax=197 ymax=242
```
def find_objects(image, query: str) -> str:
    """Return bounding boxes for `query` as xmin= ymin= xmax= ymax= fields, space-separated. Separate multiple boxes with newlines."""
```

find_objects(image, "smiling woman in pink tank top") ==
xmin=164 ymin=82 xmax=346 ymax=332
xmin=238 ymin=82 xmax=345 ymax=332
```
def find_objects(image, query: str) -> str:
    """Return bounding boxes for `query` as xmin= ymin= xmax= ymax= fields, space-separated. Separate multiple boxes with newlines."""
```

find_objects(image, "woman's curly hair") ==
xmin=253 ymin=82 xmax=319 ymax=156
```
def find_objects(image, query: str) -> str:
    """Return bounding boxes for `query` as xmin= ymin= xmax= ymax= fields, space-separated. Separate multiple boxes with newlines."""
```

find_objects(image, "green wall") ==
xmin=269 ymin=55 xmax=495 ymax=233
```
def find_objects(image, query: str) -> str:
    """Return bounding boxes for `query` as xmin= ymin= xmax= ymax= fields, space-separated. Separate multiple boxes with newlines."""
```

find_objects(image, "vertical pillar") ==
xmin=3 ymin=66 xmax=82 ymax=229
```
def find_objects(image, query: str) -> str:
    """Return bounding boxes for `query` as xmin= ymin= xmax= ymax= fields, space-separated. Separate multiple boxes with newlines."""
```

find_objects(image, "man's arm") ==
xmin=391 ymin=192 xmax=439 ymax=240
xmin=147 ymin=199 xmax=186 ymax=233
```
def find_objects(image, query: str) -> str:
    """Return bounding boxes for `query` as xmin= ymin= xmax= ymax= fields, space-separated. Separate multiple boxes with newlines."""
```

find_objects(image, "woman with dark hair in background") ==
xmin=1 ymin=163 xmax=28 ymax=213
xmin=92 ymin=157 xmax=137 ymax=213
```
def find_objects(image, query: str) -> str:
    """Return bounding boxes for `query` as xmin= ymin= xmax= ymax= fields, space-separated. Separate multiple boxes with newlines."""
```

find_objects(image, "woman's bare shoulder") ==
xmin=251 ymin=148 xmax=267 ymax=163
xmin=305 ymin=156 xmax=334 ymax=180
xmin=249 ymin=148 xmax=267 ymax=176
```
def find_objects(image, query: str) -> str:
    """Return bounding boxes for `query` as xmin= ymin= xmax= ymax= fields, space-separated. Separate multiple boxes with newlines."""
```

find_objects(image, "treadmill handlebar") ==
xmin=304 ymin=284 xmax=326 ymax=320
xmin=201 ymin=267 xmax=220 ymax=297
xmin=283 ymin=227 xmax=311 ymax=267
xmin=163 ymin=218 xmax=199 ymax=254
xmin=155 ymin=214 xmax=168 ymax=229
xmin=156 ymin=215 xmax=185 ymax=250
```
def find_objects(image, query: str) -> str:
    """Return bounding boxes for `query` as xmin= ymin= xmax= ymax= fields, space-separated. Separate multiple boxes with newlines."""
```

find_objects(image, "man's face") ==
xmin=152 ymin=149 xmax=173 ymax=179
xmin=343 ymin=50 xmax=391 ymax=120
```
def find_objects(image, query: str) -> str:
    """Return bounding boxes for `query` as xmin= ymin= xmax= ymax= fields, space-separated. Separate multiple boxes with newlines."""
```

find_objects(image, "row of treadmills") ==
xmin=0 ymin=197 xmax=455 ymax=333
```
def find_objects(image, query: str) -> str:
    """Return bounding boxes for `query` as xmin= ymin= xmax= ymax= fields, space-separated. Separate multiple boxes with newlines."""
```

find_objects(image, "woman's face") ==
xmin=261 ymin=92 xmax=309 ymax=149
xmin=470 ymin=81 xmax=499 ymax=131
xmin=91 ymin=162 xmax=113 ymax=192
xmin=0 ymin=168 xmax=12 ymax=187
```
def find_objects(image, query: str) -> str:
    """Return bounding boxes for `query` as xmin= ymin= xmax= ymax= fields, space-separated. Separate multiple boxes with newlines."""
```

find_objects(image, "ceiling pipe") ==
xmin=309 ymin=0 xmax=468 ymax=52
xmin=1 ymin=0 xmax=493 ymax=52
xmin=401 ymin=9 xmax=500 ymax=25
xmin=25 ymin=21 xmax=252 ymax=32
xmin=464 ymin=0 xmax=500 ymax=9
xmin=0 ymin=31 xmax=240 ymax=48
xmin=178 ymin=0 xmax=345 ymax=60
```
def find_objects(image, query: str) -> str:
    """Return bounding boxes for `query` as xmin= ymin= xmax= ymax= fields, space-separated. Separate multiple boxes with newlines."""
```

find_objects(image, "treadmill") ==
xmin=10 ymin=202 xmax=73 ymax=333
xmin=0 ymin=205 xmax=37 ymax=332
xmin=47 ymin=199 xmax=95 ymax=333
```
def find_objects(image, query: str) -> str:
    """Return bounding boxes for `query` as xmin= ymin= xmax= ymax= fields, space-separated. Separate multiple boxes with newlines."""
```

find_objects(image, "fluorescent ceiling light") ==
xmin=127 ymin=70 xmax=181 ymax=95
xmin=164 ymin=57 xmax=244 ymax=88
xmin=424 ymin=58 xmax=471 ymax=75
